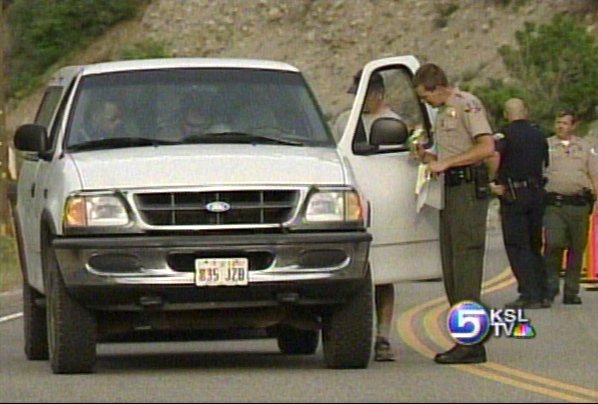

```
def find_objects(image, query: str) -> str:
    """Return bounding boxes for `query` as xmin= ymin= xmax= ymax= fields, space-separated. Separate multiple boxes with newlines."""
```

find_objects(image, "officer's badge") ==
xmin=445 ymin=107 xmax=457 ymax=118
xmin=464 ymin=100 xmax=481 ymax=113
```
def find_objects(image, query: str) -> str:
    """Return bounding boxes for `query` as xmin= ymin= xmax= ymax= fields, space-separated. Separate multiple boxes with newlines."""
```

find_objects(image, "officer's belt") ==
xmin=545 ymin=192 xmax=589 ymax=206
xmin=445 ymin=165 xmax=474 ymax=187
xmin=508 ymin=178 xmax=543 ymax=189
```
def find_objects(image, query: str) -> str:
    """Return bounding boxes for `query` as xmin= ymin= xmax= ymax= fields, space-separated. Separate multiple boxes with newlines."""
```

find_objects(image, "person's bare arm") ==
xmin=485 ymin=151 xmax=505 ymax=195
xmin=413 ymin=143 xmax=438 ymax=163
xmin=486 ymin=151 xmax=500 ymax=181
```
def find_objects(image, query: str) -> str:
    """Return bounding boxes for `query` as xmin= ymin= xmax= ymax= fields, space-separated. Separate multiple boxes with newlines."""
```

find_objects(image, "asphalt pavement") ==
xmin=1 ymin=212 xmax=597 ymax=402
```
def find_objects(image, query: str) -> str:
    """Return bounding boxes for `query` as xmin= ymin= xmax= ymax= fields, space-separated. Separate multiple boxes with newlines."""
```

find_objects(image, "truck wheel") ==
xmin=16 ymin=214 xmax=48 ymax=360
xmin=322 ymin=265 xmax=373 ymax=369
xmin=43 ymin=231 xmax=97 ymax=374
xmin=277 ymin=327 xmax=319 ymax=355
xmin=23 ymin=280 xmax=48 ymax=360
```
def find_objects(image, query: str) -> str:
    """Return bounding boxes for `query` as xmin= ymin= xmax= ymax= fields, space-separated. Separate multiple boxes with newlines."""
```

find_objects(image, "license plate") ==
xmin=195 ymin=258 xmax=249 ymax=287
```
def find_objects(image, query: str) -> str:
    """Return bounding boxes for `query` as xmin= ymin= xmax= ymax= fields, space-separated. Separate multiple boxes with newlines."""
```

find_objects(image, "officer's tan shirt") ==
xmin=434 ymin=89 xmax=492 ymax=160
xmin=545 ymin=135 xmax=598 ymax=195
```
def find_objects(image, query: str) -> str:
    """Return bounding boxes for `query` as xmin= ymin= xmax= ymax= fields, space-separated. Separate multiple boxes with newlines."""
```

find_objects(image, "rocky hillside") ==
xmin=7 ymin=0 xmax=598 ymax=134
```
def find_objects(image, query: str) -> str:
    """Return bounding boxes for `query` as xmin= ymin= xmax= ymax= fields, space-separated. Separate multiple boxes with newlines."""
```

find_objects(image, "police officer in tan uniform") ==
xmin=414 ymin=63 xmax=494 ymax=365
xmin=544 ymin=110 xmax=598 ymax=305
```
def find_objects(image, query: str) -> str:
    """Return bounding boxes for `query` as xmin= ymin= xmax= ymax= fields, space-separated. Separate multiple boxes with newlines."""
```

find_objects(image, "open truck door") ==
xmin=337 ymin=56 xmax=442 ymax=284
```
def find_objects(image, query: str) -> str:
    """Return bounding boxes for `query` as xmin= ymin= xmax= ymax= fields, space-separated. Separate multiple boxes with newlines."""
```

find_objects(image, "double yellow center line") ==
xmin=396 ymin=268 xmax=598 ymax=402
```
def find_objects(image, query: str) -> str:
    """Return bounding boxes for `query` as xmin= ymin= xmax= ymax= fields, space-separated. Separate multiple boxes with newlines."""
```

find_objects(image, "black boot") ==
xmin=563 ymin=295 xmax=582 ymax=305
xmin=505 ymin=297 xmax=545 ymax=309
xmin=434 ymin=344 xmax=486 ymax=364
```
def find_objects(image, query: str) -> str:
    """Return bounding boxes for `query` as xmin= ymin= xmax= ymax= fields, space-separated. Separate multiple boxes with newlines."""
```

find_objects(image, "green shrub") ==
xmin=472 ymin=15 xmax=598 ymax=133
xmin=0 ymin=236 xmax=20 ymax=292
xmin=118 ymin=39 xmax=172 ymax=60
xmin=7 ymin=0 xmax=139 ymax=98
xmin=463 ymin=79 xmax=525 ymax=130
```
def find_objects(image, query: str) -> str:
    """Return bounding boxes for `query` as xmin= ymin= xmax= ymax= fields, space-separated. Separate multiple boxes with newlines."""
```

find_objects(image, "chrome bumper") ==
xmin=52 ymin=232 xmax=371 ymax=309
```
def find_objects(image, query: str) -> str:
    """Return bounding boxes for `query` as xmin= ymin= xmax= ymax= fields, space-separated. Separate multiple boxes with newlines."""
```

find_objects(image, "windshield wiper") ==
xmin=183 ymin=132 xmax=305 ymax=146
xmin=67 ymin=137 xmax=182 ymax=152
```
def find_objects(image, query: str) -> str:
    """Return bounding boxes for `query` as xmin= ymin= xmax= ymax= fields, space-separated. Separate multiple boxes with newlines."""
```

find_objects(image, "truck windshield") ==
xmin=65 ymin=68 xmax=334 ymax=150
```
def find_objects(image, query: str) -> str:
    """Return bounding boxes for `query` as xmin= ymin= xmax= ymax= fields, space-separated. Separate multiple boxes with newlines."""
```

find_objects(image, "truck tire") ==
xmin=277 ymin=327 xmax=319 ymax=355
xmin=322 ymin=265 xmax=373 ymax=369
xmin=17 ymin=215 xmax=49 ymax=361
xmin=43 ymin=231 xmax=97 ymax=374
xmin=23 ymin=280 xmax=49 ymax=360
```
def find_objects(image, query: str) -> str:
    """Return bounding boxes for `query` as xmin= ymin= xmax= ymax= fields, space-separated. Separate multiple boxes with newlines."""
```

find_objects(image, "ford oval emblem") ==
xmin=206 ymin=201 xmax=231 ymax=213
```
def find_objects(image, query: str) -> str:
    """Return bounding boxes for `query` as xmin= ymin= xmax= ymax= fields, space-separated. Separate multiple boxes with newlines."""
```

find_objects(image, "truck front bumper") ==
xmin=52 ymin=232 xmax=371 ymax=310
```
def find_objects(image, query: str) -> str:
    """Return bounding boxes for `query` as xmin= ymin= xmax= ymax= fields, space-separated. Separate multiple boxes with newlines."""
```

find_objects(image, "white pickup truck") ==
xmin=13 ymin=56 xmax=441 ymax=373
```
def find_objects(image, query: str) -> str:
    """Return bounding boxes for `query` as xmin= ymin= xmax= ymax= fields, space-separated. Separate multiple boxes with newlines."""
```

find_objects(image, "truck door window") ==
xmin=352 ymin=67 xmax=431 ymax=155
xmin=34 ymin=86 xmax=63 ymax=129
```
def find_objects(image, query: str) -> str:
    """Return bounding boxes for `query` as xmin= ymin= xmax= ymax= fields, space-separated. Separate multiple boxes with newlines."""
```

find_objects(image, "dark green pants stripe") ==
xmin=440 ymin=182 xmax=489 ymax=306
xmin=543 ymin=204 xmax=591 ymax=297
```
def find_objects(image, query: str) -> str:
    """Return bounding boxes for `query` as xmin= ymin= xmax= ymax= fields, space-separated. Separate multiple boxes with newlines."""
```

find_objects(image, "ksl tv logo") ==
xmin=447 ymin=301 xmax=536 ymax=345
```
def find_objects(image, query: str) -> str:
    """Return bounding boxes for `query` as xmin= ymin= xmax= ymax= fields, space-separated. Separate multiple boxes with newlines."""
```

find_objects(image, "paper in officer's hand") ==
xmin=415 ymin=163 xmax=444 ymax=212
xmin=415 ymin=163 xmax=430 ymax=195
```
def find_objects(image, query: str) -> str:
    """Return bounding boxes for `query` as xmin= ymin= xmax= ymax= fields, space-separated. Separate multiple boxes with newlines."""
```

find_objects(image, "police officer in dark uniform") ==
xmin=488 ymin=98 xmax=551 ymax=309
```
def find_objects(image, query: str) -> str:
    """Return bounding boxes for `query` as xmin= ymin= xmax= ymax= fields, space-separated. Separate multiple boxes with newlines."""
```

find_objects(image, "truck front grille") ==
xmin=133 ymin=190 xmax=300 ymax=227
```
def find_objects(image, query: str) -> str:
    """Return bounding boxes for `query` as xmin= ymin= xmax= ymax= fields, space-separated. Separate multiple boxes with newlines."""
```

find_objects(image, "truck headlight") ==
xmin=304 ymin=190 xmax=364 ymax=223
xmin=64 ymin=194 xmax=129 ymax=228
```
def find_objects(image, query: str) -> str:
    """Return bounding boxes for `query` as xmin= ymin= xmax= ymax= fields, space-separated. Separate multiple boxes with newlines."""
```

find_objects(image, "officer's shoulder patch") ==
xmin=464 ymin=99 xmax=482 ymax=113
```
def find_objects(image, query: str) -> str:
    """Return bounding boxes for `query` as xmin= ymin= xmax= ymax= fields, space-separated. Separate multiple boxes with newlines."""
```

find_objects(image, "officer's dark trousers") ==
xmin=499 ymin=188 xmax=547 ymax=302
xmin=440 ymin=182 xmax=489 ymax=306
xmin=543 ymin=204 xmax=591 ymax=297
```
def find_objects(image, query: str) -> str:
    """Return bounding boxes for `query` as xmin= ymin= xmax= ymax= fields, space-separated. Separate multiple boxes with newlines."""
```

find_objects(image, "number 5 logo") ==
xmin=447 ymin=301 xmax=490 ymax=345
xmin=451 ymin=309 xmax=486 ymax=338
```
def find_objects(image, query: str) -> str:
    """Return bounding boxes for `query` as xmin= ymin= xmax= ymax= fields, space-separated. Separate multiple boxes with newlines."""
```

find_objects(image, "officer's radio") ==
xmin=473 ymin=165 xmax=490 ymax=200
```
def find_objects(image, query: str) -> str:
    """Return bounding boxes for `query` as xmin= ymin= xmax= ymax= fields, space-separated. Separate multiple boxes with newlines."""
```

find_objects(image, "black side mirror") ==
xmin=370 ymin=117 xmax=409 ymax=146
xmin=14 ymin=124 xmax=48 ymax=153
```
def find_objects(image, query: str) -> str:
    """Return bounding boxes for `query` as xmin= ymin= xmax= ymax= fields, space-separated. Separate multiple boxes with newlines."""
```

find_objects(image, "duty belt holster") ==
xmin=500 ymin=177 xmax=544 ymax=204
xmin=583 ymin=188 xmax=597 ymax=205
xmin=445 ymin=166 xmax=473 ymax=187
xmin=545 ymin=192 xmax=591 ymax=207
xmin=501 ymin=178 xmax=517 ymax=204
xmin=445 ymin=164 xmax=490 ymax=199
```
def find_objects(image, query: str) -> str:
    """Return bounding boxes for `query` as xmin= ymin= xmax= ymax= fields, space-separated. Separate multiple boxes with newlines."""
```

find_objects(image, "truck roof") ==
xmin=48 ymin=58 xmax=300 ymax=86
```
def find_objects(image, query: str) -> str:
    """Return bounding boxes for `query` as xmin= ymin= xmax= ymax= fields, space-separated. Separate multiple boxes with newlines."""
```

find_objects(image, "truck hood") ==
xmin=69 ymin=144 xmax=346 ymax=189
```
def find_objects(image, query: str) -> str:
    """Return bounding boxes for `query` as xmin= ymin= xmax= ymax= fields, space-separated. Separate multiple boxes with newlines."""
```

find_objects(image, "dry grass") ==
xmin=0 ymin=236 xmax=22 ymax=293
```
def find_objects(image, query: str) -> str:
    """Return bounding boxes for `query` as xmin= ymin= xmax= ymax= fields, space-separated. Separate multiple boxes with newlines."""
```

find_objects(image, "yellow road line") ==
xmin=424 ymin=300 xmax=598 ymax=401
xmin=453 ymin=365 xmax=595 ymax=403
xmin=398 ymin=267 xmax=515 ymax=359
xmin=397 ymin=268 xmax=598 ymax=402
xmin=397 ymin=302 xmax=440 ymax=359
xmin=426 ymin=293 xmax=598 ymax=400
xmin=484 ymin=363 xmax=598 ymax=401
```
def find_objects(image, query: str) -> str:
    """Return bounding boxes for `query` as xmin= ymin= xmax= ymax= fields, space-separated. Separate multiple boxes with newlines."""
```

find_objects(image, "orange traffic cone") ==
xmin=583 ymin=209 xmax=598 ymax=288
